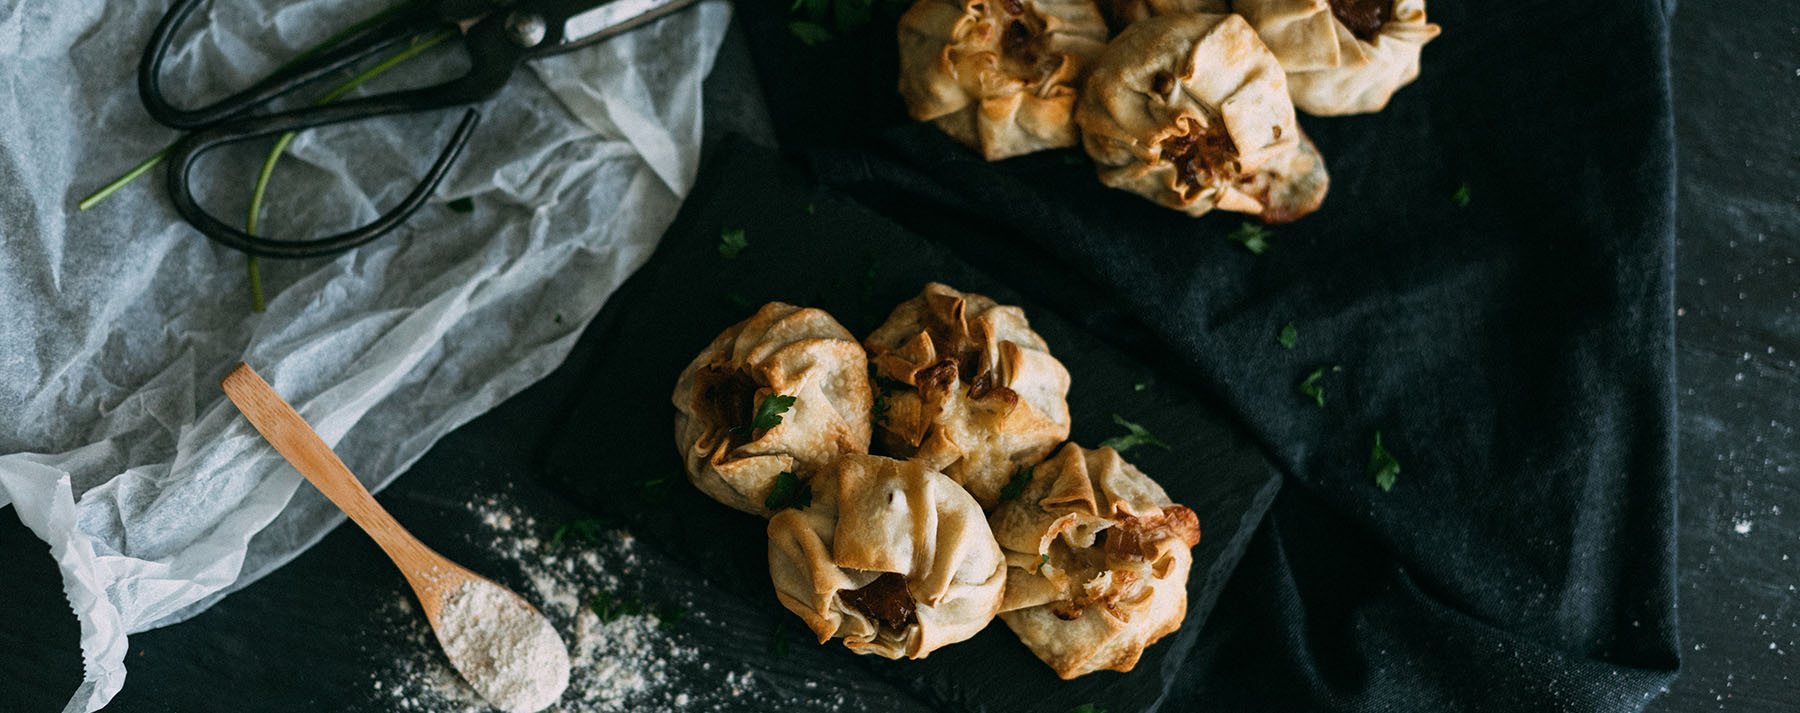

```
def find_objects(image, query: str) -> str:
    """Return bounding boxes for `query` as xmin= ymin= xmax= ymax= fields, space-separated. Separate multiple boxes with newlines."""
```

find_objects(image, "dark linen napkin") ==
xmin=735 ymin=0 xmax=1683 ymax=709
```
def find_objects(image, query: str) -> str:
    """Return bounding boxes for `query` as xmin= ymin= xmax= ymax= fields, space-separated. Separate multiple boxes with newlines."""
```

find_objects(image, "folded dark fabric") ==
xmin=739 ymin=0 xmax=1682 ymax=709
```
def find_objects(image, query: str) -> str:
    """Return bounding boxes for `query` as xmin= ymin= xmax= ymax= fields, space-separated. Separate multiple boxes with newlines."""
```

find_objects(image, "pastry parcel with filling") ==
xmin=898 ymin=0 xmax=1109 ymax=160
xmin=987 ymin=444 xmax=1201 ymax=678
xmin=864 ymin=283 xmax=1072 ymax=508
xmin=1076 ymin=13 xmax=1327 ymax=221
xmin=672 ymin=303 xmax=872 ymax=518
xmin=1235 ymin=0 xmax=1441 ymax=116
xmin=767 ymin=454 xmax=1007 ymax=658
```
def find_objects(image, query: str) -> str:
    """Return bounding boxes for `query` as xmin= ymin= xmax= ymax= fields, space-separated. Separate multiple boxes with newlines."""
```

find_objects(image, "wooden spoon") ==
xmin=220 ymin=362 xmax=569 ymax=712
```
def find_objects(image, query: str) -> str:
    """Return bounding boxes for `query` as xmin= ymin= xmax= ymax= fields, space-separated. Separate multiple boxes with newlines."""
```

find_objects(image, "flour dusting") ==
xmin=438 ymin=579 xmax=571 ymax=713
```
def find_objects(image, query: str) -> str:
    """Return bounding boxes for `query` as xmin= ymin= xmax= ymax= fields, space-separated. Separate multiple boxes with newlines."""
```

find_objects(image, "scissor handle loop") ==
xmin=164 ymin=103 xmax=480 ymax=259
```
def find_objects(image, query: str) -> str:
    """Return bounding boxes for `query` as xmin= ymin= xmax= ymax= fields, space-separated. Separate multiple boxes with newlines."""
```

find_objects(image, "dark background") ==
xmin=2 ymin=0 xmax=1795 ymax=711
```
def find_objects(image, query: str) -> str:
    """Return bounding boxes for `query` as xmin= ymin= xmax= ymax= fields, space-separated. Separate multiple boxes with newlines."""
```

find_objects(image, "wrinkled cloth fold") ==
xmin=738 ymin=0 xmax=1681 ymax=708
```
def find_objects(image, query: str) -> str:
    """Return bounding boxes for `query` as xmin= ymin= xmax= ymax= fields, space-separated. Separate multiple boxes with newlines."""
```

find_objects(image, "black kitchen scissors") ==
xmin=139 ymin=0 xmax=702 ymax=259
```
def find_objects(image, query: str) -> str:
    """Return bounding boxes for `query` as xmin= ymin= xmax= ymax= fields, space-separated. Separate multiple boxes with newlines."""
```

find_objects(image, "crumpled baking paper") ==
xmin=0 ymin=1 xmax=730 ymax=710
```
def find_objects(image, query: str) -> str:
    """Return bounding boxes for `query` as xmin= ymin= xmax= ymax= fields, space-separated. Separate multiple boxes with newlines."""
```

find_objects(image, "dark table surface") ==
xmin=2 ymin=0 xmax=1796 ymax=711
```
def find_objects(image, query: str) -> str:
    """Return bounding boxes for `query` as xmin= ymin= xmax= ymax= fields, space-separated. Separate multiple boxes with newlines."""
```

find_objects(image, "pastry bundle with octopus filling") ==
xmin=767 ymin=454 xmax=1007 ymax=659
xmin=864 ymin=283 xmax=1072 ymax=509
xmin=1075 ymin=13 xmax=1328 ymax=222
xmin=1235 ymin=0 xmax=1441 ymax=116
xmin=898 ymin=0 xmax=1110 ymax=160
xmin=987 ymin=444 xmax=1201 ymax=678
xmin=672 ymin=303 xmax=872 ymax=518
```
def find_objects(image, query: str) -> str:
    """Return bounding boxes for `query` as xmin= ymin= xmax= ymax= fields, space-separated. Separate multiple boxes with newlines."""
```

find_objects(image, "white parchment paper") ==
xmin=0 ymin=1 xmax=731 ymax=710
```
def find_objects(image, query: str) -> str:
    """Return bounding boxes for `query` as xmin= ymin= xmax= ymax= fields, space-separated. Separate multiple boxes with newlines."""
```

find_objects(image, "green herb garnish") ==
xmin=764 ymin=472 xmax=813 ymax=511
xmin=1297 ymin=366 xmax=1331 ymax=408
xmin=1038 ymin=554 xmax=1050 ymax=573
xmin=1277 ymin=322 xmax=1297 ymax=349
xmin=1452 ymin=182 xmax=1472 ymax=208
xmin=731 ymin=394 xmax=796 ymax=440
xmin=787 ymin=20 xmax=833 ymax=45
xmin=718 ymin=227 xmax=748 ymax=259
xmin=870 ymin=366 xmax=908 ymax=426
xmin=1072 ymin=705 xmax=1108 ymax=713
xmin=657 ymin=604 xmax=691 ymax=631
xmin=771 ymin=620 xmax=791 ymax=658
xmin=446 ymin=197 xmax=474 ymax=213
xmin=591 ymin=590 xmax=645 ymax=623
xmin=1227 ymin=222 xmax=1271 ymax=255
xmin=545 ymin=518 xmax=608 ymax=551
xmin=637 ymin=477 xmax=669 ymax=504
xmin=1098 ymin=414 xmax=1171 ymax=453
xmin=1368 ymin=431 xmax=1400 ymax=491
xmin=1133 ymin=382 xmax=1149 ymax=392
xmin=998 ymin=466 xmax=1034 ymax=502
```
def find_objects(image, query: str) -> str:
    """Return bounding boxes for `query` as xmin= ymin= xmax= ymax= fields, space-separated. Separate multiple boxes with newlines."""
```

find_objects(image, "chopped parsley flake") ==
xmin=787 ymin=19 xmax=832 ymax=45
xmin=1297 ymin=366 xmax=1332 ymax=408
xmin=544 ymin=518 xmax=608 ymax=551
xmin=998 ymin=466 xmax=1034 ymax=502
xmin=657 ymin=604 xmax=691 ymax=631
xmin=1278 ymin=322 xmax=1297 ymax=349
xmin=1133 ymin=381 xmax=1148 ymax=392
xmin=636 ymin=477 xmax=669 ymax=503
xmin=1452 ymin=182 xmax=1472 ymax=208
xmin=1098 ymin=414 xmax=1171 ymax=453
xmin=731 ymin=394 xmax=796 ymax=439
xmin=1072 ymin=705 xmax=1108 ymax=713
xmin=590 ymin=590 xmax=644 ymax=623
xmin=718 ymin=227 xmax=748 ymax=259
xmin=1368 ymin=431 xmax=1400 ymax=491
xmin=1038 ymin=553 xmax=1050 ymax=573
xmin=764 ymin=472 xmax=813 ymax=511
xmin=1228 ymin=222 xmax=1271 ymax=255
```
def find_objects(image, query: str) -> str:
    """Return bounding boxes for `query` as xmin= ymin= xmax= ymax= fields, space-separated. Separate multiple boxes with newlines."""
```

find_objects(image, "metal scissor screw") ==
xmin=505 ymin=12 xmax=547 ymax=47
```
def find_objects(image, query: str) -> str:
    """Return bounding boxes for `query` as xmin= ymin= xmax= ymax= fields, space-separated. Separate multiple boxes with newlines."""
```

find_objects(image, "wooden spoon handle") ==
xmin=220 ymin=363 xmax=450 ymax=606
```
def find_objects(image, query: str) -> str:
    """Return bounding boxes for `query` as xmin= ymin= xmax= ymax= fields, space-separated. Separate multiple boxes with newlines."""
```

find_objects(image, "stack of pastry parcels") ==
xmin=896 ymin=0 xmax=1439 ymax=222
xmin=673 ymin=284 xmax=1201 ymax=677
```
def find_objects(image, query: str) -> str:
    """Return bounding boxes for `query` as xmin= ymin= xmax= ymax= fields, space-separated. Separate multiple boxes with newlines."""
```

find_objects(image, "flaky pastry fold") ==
xmin=899 ymin=0 xmax=1110 ymax=160
xmin=767 ymin=455 xmax=1006 ymax=658
xmin=864 ymin=283 xmax=1072 ymax=508
xmin=1077 ymin=13 xmax=1321 ymax=220
xmin=672 ymin=303 xmax=871 ymax=518
xmin=988 ymin=444 xmax=1200 ymax=678
xmin=1236 ymin=0 xmax=1441 ymax=116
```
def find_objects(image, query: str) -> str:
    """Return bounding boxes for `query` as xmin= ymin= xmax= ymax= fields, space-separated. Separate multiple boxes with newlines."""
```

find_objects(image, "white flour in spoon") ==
xmin=438 ymin=579 xmax=572 ymax=713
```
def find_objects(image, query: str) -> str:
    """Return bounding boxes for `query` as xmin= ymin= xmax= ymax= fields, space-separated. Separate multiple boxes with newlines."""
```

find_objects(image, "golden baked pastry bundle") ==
xmin=673 ymin=285 xmax=1202 ymax=677
xmin=897 ymin=0 xmax=1438 ymax=222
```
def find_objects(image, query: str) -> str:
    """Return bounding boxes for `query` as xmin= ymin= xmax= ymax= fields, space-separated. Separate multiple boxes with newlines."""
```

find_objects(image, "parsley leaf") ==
xmin=770 ymin=620 xmax=791 ymax=658
xmin=998 ymin=466 xmax=1034 ymax=502
xmin=788 ymin=20 xmax=833 ymax=45
xmin=1297 ymin=366 xmax=1331 ymax=408
xmin=1368 ymin=431 xmax=1400 ymax=491
xmin=1098 ymin=414 xmax=1171 ymax=453
xmin=1038 ymin=553 xmax=1050 ymax=573
xmin=718 ymin=227 xmax=748 ymax=259
xmin=446 ymin=197 xmax=474 ymax=213
xmin=731 ymin=394 xmax=796 ymax=440
xmin=1277 ymin=322 xmax=1297 ymax=349
xmin=1133 ymin=381 xmax=1149 ymax=392
xmin=1072 ymin=705 xmax=1108 ymax=713
xmin=657 ymin=604 xmax=691 ymax=631
xmin=765 ymin=472 xmax=813 ymax=511
xmin=591 ymin=590 xmax=645 ymax=623
xmin=545 ymin=518 xmax=609 ymax=551
xmin=637 ymin=477 xmax=669 ymax=504
xmin=1227 ymin=222 xmax=1271 ymax=255
xmin=1452 ymin=182 xmax=1472 ymax=208
xmin=869 ymin=366 xmax=908 ymax=426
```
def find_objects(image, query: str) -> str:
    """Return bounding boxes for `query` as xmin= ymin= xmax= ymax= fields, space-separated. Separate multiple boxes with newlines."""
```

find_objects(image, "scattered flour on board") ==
xmin=366 ymin=494 xmax=837 ymax=713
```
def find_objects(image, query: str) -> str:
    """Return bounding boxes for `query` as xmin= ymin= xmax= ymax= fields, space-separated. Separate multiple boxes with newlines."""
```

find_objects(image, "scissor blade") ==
xmin=556 ymin=0 xmax=704 ymax=50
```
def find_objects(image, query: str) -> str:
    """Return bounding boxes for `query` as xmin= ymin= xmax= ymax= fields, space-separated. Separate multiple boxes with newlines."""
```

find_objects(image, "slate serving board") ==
xmin=541 ymin=140 xmax=1282 ymax=713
